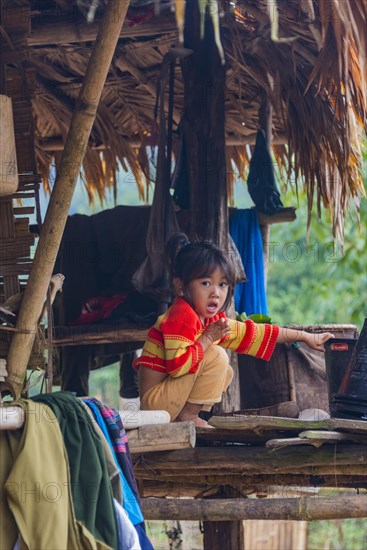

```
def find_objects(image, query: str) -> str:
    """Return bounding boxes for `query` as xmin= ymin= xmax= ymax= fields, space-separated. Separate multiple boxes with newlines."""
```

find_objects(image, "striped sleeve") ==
xmin=133 ymin=323 xmax=169 ymax=373
xmin=219 ymin=319 xmax=279 ymax=361
xmin=160 ymin=311 xmax=204 ymax=377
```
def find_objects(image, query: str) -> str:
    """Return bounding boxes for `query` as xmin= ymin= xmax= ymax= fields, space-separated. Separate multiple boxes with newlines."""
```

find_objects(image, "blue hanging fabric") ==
xmin=229 ymin=208 xmax=268 ymax=316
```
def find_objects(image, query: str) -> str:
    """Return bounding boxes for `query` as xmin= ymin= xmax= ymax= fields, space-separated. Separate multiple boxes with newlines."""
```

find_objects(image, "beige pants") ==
xmin=140 ymin=345 xmax=233 ymax=421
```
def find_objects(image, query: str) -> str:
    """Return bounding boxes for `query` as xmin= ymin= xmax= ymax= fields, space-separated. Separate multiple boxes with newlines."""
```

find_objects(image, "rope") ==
xmin=0 ymin=326 xmax=34 ymax=334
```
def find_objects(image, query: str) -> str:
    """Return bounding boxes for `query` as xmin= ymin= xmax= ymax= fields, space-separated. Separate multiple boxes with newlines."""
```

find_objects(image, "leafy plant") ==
xmin=236 ymin=312 xmax=272 ymax=323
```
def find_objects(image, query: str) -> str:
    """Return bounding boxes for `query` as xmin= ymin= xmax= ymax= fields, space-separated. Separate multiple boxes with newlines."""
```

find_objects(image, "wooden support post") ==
xmin=2 ymin=0 xmax=131 ymax=399
xmin=202 ymin=487 xmax=245 ymax=550
xmin=182 ymin=1 xmax=228 ymax=249
xmin=258 ymin=85 xmax=273 ymax=287
xmin=141 ymin=496 xmax=367 ymax=521
xmin=182 ymin=0 xmax=242 ymax=417
xmin=204 ymin=520 xmax=244 ymax=550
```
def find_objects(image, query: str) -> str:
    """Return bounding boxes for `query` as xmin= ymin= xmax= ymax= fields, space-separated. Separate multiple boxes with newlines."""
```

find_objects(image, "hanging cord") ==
xmin=45 ymin=286 xmax=54 ymax=393
xmin=23 ymin=367 xmax=45 ymax=396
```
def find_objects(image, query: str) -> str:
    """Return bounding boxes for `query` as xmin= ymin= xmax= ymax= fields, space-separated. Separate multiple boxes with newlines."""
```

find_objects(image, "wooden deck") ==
xmin=128 ymin=414 xmax=367 ymax=513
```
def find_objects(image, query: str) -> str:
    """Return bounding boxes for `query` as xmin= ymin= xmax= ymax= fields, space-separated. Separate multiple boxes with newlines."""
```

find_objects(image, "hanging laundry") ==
xmin=84 ymin=398 xmax=154 ymax=550
xmin=114 ymin=499 xmax=142 ymax=550
xmin=172 ymin=123 xmax=190 ymax=209
xmin=70 ymin=294 xmax=127 ymax=326
xmin=83 ymin=399 xmax=144 ymax=526
xmin=0 ymin=399 xmax=112 ymax=549
xmin=229 ymin=208 xmax=268 ymax=316
xmin=247 ymin=129 xmax=283 ymax=215
xmin=31 ymin=392 xmax=119 ymax=550
xmin=82 ymin=401 xmax=123 ymax=505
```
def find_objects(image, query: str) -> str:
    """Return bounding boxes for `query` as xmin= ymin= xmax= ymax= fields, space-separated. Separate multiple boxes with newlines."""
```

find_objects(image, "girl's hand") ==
xmin=277 ymin=327 xmax=334 ymax=351
xmin=199 ymin=318 xmax=231 ymax=347
xmin=302 ymin=331 xmax=334 ymax=351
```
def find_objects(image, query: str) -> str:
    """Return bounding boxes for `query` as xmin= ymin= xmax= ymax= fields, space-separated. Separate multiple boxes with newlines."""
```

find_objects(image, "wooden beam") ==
xmin=29 ymin=15 xmax=177 ymax=47
xmin=2 ymin=0 xmax=131 ymax=399
xmin=227 ymin=133 xmax=287 ymax=146
xmin=136 ymin=466 xmax=367 ymax=483
xmin=36 ymin=132 xmax=288 ymax=152
xmin=52 ymin=324 xmax=148 ymax=346
xmin=138 ymin=469 xmax=366 ymax=483
xmin=141 ymin=496 xmax=367 ymax=521
xmin=133 ymin=444 xmax=367 ymax=478
xmin=128 ymin=421 xmax=196 ymax=453
xmin=207 ymin=415 xmax=367 ymax=434
xmin=139 ymin=475 xmax=367 ymax=497
xmin=256 ymin=207 xmax=296 ymax=225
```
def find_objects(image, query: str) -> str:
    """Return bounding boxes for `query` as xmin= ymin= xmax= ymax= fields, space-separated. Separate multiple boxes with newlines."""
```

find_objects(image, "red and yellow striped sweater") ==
xmin=133 ymin=298 xmax=279 ymax=378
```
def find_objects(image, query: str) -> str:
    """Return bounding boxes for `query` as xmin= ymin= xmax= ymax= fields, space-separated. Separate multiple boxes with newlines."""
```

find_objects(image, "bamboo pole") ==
xmin=141 ymin=496 xmax=367 ymax=521
xmin=2 ymin=0 xmax=131 ymax=399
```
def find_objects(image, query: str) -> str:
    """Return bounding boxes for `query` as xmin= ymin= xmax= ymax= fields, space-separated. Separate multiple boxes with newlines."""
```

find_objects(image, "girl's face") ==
xmin=184 ymin=267 xmax=229 ymax=320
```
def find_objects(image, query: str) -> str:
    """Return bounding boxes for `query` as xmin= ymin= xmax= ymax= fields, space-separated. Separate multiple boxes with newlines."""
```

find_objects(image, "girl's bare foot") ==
xmin=176 ymin=415 xmax=215 ymax=428
xmin=192 ymin=416 xmax=215 ymax=428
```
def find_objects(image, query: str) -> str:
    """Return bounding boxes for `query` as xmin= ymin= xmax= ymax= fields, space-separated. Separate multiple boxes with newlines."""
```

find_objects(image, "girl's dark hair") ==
xmin=165 ymin=232 xmax=235 ymax=310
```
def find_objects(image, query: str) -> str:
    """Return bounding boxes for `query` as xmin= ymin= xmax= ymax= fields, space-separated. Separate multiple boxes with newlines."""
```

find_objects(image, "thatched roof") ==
xmin=18 ymin=1 xmax=367 ymax=238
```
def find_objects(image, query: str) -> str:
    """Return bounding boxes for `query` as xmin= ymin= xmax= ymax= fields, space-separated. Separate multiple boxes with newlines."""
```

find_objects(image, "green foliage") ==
xmin=308 ymin=518 xmax=367 ymax=550
xmin=88 ymin=363 xmax=120 ymax=409
xmin=236 ymin=312 xmax=272 ymax=323
xmin=266 ymin=183 xmax=367 ymax=329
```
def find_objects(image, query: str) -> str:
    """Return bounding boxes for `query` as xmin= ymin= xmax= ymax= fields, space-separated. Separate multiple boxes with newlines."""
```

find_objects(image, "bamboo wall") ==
xmin=243 ymin=520 xmax=307 ymax=550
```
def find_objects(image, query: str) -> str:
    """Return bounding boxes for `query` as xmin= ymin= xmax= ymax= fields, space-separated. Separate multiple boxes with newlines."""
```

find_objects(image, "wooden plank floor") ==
xmin=130 ymin=415 xmax=367 ymax=498
xmin=194 ymin=414 xmax=367 ymax=445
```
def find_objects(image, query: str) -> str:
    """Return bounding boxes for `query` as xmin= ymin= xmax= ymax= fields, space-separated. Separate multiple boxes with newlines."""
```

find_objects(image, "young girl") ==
xmin=133 ymin=233 xmax=334 ymax=427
